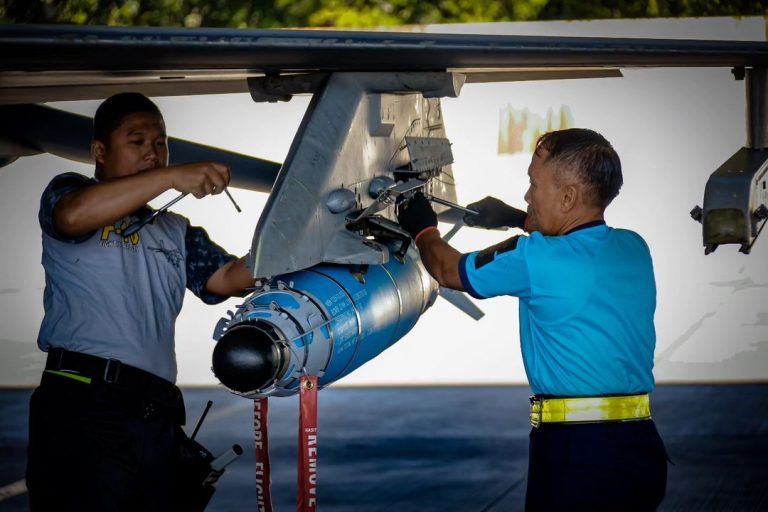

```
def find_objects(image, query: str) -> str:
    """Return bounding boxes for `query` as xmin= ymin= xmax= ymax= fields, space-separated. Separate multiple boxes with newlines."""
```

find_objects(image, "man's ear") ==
xmin=560 ymin=184 xmax=578 ymax=213
xmin=91 ymin=140 xmax=106 ymax=165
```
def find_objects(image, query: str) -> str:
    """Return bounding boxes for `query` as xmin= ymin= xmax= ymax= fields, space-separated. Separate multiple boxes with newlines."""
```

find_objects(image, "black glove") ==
xmin=396 ymin=192 xmax=438 ymax=240
xmin=463 ymin=196 xmax=527 ymax=230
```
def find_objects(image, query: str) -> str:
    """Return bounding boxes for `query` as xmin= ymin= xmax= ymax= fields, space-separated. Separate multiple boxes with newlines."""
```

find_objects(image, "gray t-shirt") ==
xmin=38 ymin=172 xmax=236 ymax=382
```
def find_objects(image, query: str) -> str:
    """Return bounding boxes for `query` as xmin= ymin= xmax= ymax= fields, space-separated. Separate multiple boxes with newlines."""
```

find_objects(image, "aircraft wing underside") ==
xmin=1 ymin=25 xmax=767 ymax=104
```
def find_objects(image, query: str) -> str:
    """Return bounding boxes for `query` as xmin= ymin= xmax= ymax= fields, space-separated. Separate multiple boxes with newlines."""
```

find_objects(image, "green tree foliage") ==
xmin=537 ymin=0 xmax=767 ymax=19
xmin=1 ymin=0 xmax=765 ymax=28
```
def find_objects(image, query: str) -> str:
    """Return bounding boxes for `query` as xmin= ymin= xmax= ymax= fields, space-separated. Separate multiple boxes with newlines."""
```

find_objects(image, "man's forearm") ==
xmin=53 ymin=168 xmax=174 ymax=237
xmin=53 ymin=162 xmax=230 ymax=237
xmin=205 ymin=257 xmax=254 ymax=298
xmin=416 ymin=229 xmax=464 ymax=291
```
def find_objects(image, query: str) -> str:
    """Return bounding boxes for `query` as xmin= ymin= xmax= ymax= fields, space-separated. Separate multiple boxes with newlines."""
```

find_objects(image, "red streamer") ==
xmin=254 ymin=397 xmax=273 ymax=512
xmin=297 ymin=375 xmax=318 ymax=512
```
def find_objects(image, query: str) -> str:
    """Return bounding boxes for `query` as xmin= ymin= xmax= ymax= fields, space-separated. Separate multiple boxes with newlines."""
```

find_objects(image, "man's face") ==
xmin=94 ymin=112 xmax=169 ymax=180
xmin=523 ymin=148 xmax=565 ymax=235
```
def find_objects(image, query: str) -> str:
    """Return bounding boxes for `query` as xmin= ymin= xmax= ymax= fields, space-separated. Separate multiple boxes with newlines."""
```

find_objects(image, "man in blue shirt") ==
xmin=27 ymin=93 xmax=255 ymax=510
xmin=397 ymin=128 xmax=667 ymax=511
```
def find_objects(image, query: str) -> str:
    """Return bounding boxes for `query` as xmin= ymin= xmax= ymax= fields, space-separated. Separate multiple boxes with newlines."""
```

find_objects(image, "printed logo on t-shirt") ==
xmin=100 ymin=221 xmax=140 ymax=251
xmin=148 ymin=240 xmax=183 ymax=268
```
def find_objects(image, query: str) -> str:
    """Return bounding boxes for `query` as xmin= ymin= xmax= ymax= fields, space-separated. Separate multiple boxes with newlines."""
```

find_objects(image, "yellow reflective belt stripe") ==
xmin=531 ymin=394 xmax=650 ymax=427
xmin=44 ymin=369 xmax=92 ymax=385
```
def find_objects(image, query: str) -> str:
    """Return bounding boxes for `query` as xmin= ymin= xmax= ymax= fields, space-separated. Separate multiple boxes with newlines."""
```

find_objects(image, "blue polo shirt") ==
xmin=459 ymin=221 xmax=656 ymax=397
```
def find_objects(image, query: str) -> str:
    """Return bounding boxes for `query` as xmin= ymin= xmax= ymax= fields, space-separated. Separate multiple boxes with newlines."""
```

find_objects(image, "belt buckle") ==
xmin=103 ymin=358 xmax=122 ymax=384
xmin=529 ymin=396 xmax=542 ymax=428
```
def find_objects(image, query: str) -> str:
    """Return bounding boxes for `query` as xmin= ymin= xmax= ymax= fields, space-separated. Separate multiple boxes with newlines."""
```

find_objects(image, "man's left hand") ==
xmin=396 ymin=192 xmax=438 ymax=241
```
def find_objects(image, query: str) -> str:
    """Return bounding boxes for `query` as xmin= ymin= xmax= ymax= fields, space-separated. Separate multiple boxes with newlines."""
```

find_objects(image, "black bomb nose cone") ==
xmin=212 ymin=323 xmax=285 ymax=393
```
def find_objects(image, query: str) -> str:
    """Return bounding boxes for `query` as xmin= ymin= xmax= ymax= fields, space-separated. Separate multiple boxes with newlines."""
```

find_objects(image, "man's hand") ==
xmin=396 ymin=192 xmax=438 ymax=241
xmin=168 ymin=162 xmax=231 ymax=199
xmin=463 ymin=196 xmax=527 ymax=230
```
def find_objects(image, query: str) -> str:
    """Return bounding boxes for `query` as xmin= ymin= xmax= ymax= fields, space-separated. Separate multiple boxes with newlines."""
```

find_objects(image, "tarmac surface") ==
xmin=1 ymin=384 xmax=766 ymax=511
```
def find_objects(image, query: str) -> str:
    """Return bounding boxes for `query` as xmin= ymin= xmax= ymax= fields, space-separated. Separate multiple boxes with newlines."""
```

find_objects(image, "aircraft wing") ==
xmin=1 ymin=25 xmax=767 ymax=104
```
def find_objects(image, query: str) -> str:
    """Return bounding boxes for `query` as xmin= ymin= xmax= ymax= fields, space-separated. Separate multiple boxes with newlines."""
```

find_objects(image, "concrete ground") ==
xmin=1 ymin=384 xmax=766 ymax=511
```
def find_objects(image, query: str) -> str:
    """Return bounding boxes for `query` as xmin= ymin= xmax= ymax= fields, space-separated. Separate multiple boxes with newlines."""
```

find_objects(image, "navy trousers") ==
xmin=525 ymin=419 xmax=668 ymax=512
xmin=26 ymin=372 xmax=182 ymax=511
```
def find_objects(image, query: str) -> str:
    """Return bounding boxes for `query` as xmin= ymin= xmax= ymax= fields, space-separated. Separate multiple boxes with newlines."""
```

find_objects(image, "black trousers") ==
xmin=26 ymin=372 xmax=184 ymax=511
xmin=525 ymin=419 xmax=668 ymax=512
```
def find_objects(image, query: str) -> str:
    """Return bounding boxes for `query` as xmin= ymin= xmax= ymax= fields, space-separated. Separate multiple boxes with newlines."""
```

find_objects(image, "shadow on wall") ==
xmin=655 ymin=334 xmax=768 ymax=382
xmin=654 ymin=341 xmax=768 ymax=381
xmin=654 ymin=269 xmax=768 ymax=382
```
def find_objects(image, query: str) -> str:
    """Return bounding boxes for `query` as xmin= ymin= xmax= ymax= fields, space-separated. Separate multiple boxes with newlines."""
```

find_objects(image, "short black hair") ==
xmin=93 ymin=92 xmax=162 ymax=145
xmin=536 ymin=128 xmax=623 ymax=209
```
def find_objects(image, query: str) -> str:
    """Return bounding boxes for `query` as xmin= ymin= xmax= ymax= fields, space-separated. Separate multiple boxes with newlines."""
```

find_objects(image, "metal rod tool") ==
xmin=191 ymin=400 xmax=214 ymax=440
xmin=223 ymin=187 xmax=242 ymax=213
xmin=425 ymin=194 xmax=478 ymax=216
xmin=122 ymin=192 xmax=188 ymax=237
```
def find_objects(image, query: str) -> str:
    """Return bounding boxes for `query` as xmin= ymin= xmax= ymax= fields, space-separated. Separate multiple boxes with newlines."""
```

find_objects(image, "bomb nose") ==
xmin=212 ymin=323 xmax=287 ymax=393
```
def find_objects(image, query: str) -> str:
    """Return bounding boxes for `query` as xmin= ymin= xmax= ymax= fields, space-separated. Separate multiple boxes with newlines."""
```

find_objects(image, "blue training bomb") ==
xmin=212 ymin=243 xmax=437 ymax=397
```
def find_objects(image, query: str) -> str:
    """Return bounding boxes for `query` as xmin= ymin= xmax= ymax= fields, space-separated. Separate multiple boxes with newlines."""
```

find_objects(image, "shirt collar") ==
xmin=563 ymin=220 xmax=606 ymax=236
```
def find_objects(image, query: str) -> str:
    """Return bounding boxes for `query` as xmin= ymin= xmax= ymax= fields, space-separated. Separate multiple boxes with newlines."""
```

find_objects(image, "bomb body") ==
xmin=212 ymin=243 xmax=437 ymax=397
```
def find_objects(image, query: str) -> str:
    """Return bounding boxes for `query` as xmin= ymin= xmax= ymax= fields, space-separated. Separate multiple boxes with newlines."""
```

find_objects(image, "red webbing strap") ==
xmin=254 ymin=398 xmax=273 ymax=512
xmin=297 ymin=375 xmax=318 ymax=512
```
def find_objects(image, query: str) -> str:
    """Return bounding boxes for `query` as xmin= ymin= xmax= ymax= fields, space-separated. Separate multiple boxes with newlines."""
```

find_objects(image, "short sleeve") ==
xmin=184 ymin=223 xmax=238 ymax=305
xmin=459 ymin=235 xmax=531 ymax=299
xmin=39 ymin=172 xmax=97 ymax=243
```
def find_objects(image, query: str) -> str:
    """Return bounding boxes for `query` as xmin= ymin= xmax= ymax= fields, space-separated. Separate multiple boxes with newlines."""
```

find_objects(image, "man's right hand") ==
xmin=168 ymin=162 xmax=231 ymax=198
xmin=464 ymin=196 xmax=528 ymax=230
xmin=396 ymin=192 xmax=438 ymax=241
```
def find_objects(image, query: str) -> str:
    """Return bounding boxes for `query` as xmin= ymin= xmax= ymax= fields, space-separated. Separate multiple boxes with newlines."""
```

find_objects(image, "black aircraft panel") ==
xmin=2 ymin=24 xmax=767 ymax=72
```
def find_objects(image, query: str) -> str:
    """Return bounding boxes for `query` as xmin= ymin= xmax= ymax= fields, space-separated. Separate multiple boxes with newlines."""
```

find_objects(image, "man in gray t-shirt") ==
xmin=27 ymin=92 xmax=256 ymax=510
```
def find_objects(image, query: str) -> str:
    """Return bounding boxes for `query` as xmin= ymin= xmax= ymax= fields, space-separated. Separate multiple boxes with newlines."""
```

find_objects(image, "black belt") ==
xmin=45 ymin=348 xmax=185 ymax=424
